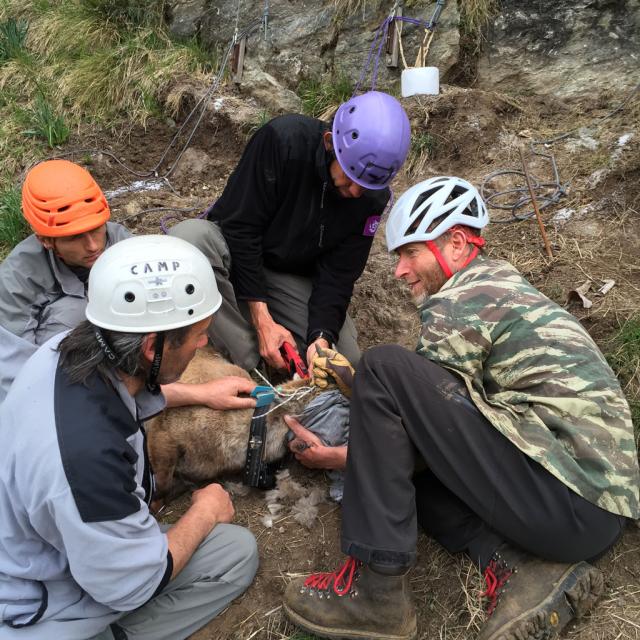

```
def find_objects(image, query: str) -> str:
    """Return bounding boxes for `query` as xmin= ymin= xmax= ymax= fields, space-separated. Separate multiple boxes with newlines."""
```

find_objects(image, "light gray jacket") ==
xmin=0 ymin=333 xmax=169 ymax=639
xmin=0 ymin=222 xmax=130 ymax=402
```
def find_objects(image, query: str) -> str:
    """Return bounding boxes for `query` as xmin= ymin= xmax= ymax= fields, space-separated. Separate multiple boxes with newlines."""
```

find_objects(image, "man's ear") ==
xmin=36 ymin=235 xmax=54 ymax=251
xmin=449 ymin=227 xmax=468 ymax=259
xmin=322 ymin=131 xmax=333 ymax=151
xmin=141 ymin=333 xmax=158 ymax=365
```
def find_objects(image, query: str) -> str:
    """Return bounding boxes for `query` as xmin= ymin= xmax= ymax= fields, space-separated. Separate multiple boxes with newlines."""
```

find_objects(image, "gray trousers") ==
xmin=169 ymin=219 xmax=360 ymax=370
xmin=89 ymin=523 xmax=258 ymax=640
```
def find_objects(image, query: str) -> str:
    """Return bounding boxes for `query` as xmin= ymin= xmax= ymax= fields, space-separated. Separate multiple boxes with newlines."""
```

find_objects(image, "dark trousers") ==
xmin=341 ymin=345 xmax=626 ymax=570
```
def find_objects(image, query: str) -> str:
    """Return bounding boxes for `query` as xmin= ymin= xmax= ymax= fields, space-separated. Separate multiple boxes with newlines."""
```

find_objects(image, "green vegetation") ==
xmin=0 ymin=16 xmax=28 ymax=62
xmin=405 ymin=131 xmax=438 ymax=178
xmin=0 ymin=0 xmax=217 ymax=236
xmin=298 ymin=73 xmax=353 ymax=120
xmin=607 ymin=316 xmax=640 ymax=432
xmin=0 ymin=186 xmax=29 ymax=254
xmin=22 ymin=93 xmax=69 ymax=147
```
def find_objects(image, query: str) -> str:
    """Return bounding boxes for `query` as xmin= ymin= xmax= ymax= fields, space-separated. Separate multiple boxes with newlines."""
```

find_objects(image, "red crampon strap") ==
xmin=426 ymin=226 xmax=486 ymax=279
xmin=303 ymin=557 xmax=361 ymax=596
xmin=481 ymin=559 xmax=513 ymax=616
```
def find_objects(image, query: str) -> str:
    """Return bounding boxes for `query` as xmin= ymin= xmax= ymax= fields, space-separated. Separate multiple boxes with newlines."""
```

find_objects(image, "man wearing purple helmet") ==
xmin=170 ymin=91 xmax=410 ymax=373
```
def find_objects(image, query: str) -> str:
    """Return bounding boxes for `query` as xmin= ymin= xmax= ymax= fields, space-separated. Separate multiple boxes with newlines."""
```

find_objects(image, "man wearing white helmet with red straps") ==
xmin=0 ymin=235 xmax=258 ymax=640
xmin=283 ymin=177 xmax=639 ymax=640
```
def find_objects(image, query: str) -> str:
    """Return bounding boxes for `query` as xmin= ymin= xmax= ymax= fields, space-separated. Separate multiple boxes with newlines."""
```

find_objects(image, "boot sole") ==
xmin=283 ymin=603 xmax=417 ymax=640
xmin=480 ymin=561 xmax=604 ymax=640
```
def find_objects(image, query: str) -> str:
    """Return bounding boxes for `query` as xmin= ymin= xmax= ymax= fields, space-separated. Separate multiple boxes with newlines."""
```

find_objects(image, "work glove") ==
xmin=311 ymin=346 xmax=354 ymax=398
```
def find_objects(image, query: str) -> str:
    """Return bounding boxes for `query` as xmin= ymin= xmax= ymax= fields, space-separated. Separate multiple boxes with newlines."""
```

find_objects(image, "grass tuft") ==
xmin=607 ymin=315 xmax=640 ymax=432
xmin=80 ymin=0 xmax=164 ymax=29
xmin=0 ymin=186 xmax=29 ymax=251
xmin=298 ymin=73 xmax=353 ymax=120
xmin=0 ymin=16 xmax=29 ymax=62
xmin=405 ymin=131 xmax=438 ymax=178
xmin=22 ymin=93 xmax=69 ymax=147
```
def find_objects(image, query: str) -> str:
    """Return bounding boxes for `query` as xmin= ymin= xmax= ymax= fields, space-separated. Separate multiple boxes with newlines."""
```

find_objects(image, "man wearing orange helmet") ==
xmin=0 ymin=160 xmax=257 ymax=411
xmin=0 ymin=159 xmax=130 ymax=402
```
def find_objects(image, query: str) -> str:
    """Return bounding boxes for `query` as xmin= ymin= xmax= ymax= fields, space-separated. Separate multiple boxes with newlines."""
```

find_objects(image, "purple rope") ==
xmin=352 ymin=16 xmax=433 ymax=97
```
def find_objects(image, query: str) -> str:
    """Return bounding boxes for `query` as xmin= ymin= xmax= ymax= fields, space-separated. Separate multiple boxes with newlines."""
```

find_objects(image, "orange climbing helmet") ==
xmin=22 ymin=159 xmax=110 ymax=237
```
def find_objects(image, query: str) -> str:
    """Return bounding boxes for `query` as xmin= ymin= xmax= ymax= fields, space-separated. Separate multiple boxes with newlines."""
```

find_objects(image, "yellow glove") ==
xmin=312 ymin=347 xmax=354 ymax=398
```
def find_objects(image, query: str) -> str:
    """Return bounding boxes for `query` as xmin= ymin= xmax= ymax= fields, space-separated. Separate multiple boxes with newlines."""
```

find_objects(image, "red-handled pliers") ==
xmin=280 ymin=342 xmax=310 ymax=379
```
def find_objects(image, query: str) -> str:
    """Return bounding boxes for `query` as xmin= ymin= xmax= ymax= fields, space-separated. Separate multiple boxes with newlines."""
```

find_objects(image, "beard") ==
xmin=411 ymin=269 xmax=449 ymax=307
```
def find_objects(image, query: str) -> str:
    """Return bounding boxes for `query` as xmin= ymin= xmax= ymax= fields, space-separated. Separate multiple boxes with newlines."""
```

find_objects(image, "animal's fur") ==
xmin=147 ymin=346 xmax=315 ymax=499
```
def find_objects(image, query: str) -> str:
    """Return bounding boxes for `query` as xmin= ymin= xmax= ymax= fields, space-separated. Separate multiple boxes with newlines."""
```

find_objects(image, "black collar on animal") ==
xmin=243 ymin=402 xmax=279 ymax=489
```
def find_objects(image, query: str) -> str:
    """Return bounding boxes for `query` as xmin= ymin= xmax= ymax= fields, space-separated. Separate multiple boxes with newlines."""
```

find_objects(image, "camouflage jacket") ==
xmin=417 ymin=257 xmax=640 ymax=519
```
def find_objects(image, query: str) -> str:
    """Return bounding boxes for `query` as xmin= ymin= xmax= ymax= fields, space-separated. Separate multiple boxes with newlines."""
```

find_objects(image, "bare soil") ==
xmin=71 ymin=82 xmax=640 ymax=639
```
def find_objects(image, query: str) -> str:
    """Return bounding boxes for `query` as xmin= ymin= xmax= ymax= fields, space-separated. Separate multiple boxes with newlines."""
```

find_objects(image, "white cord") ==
xmin=251 ymin=386 xmax=316 ymax=420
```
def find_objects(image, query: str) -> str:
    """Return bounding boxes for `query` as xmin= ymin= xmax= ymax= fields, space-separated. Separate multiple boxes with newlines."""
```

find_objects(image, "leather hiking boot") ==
xmin=283 ymin=557 xmax=417 ymax=640
xmin=477 ymin=544 xmax=605 ymax=640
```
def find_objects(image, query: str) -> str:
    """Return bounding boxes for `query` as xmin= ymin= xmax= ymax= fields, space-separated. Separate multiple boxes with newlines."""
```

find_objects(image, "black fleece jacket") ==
xmin=207 ymin=114 xmax=389 ymax=345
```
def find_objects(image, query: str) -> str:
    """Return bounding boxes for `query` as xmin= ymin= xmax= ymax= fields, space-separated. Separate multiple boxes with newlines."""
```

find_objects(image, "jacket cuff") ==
xmin=307 ymin=330 xmax=337 ymax=347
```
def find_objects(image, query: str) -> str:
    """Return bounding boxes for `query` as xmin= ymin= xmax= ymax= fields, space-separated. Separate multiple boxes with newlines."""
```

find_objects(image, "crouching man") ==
xmin=0 ymin=235 xmax=258 ymax=639
xmin=283 ymin=177 xmax=640 ymax=640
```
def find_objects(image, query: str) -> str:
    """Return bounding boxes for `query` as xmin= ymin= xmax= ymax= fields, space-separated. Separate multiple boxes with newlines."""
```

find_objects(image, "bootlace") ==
xmin=481 ymin=557 xmax=514 ymax=616
xmin=303 ymin=557 xmax=362 ymax=596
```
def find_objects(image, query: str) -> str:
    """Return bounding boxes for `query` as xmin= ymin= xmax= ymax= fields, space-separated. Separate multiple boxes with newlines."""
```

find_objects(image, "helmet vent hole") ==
xmin=188 ymin=309 xmax=194 ymax=315
xmin=349 ymin=106 xmax=356 ymax=114
xmin=351 ymin=132 xmax=359 ymax=140
xmin=350 ymin=166 xmax=355 ymax=171
xmin=58 ymin=205 xmax=70 ymax=212
xmin=124 ymin=292 xmax=135 ymax=303
xmin=185 ymin=284 xmax=195 ymax=295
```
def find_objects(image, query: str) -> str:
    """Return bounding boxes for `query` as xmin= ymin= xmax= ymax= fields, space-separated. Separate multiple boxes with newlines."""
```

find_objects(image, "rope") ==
xmin=353 ymin=15 xmax=435 ymax=94
xmin=480 ymin=145 xmax=567 ymax=223
xmin=480 ymin=82 xmax=639 ymax=223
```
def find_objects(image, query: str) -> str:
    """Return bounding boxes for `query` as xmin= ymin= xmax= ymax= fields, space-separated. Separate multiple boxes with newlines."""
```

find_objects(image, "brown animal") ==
xmin=147 ymin=346 xmax=315 ymax=500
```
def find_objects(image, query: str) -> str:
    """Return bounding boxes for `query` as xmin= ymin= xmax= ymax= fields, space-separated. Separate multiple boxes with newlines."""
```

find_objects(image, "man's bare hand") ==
xmin=256 ymin=320 xmax=297 ymax=370
xmin=202 ymin=377 xmax=257 ymax=410
xmin=285 ymin=415 xmax=347 ymax=470
xmin=191 ymin=483 xmax=235 ymax=526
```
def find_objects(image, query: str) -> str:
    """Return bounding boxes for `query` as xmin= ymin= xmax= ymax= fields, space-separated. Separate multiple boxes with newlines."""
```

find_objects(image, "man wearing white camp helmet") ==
xmin=283 ymin=177 xmax=638 ymax=640
xmin=0 ymin=235 xmax=258 ymax=640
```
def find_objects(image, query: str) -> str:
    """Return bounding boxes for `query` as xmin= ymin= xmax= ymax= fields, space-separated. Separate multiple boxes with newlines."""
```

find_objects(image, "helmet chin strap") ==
xmin=146 ymin=332 xmax=165 ymax=395
xmin=426 ymin=230 xmax=486 ymax=279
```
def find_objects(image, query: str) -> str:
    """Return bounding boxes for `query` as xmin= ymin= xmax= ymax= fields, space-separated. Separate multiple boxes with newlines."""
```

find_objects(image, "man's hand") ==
xmin=249 ymin=301 xmax=296 ymax=369
xmin=162 ymin=377 xmax=257 ymax=410
xmin=306 ymin=338 xmax=331 ymax=369
xmin=191 ymin=483 xmax=235 ymax=526
xmin=285 ymin=415 xmax=347 ymax=470
xmin=311 ymin=347 xmax=354 ymax=398
xmin=201 ymin=377 xmax=257 ymax=410
xmin=166 ymin=483 xmax=235 ymax=578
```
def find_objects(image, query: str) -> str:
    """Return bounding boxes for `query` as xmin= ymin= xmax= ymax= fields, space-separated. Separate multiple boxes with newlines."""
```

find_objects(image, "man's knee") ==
xmin=169 ymin=219 xmax=227 ymax=268
xmin=203 ymin=524 xmax=259 ymax=589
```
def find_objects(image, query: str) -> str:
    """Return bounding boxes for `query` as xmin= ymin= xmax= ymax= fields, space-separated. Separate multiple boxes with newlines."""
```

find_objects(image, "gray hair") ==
xmin=58 ymin=320 xmax=192 ymax=386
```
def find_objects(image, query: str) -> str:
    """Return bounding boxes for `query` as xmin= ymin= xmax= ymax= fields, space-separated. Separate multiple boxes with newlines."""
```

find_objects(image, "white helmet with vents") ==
xmin=386 ymin=176 xmax=489 ymax=252
xmin=86 ymin=234 xmax=222 ymax=332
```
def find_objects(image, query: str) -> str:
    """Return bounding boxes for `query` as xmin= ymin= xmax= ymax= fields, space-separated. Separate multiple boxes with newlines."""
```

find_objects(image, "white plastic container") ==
xmin=401 ymin=66 xmax=439 ymax=97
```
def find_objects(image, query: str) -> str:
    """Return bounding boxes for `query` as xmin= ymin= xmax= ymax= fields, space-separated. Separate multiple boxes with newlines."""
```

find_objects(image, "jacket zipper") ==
xmin=319 ymin=182 xmax=327 ymax=248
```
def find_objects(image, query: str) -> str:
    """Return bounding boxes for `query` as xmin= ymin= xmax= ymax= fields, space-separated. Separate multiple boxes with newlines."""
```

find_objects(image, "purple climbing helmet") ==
xmin=331 ymin=90 xmax=411 ymax=190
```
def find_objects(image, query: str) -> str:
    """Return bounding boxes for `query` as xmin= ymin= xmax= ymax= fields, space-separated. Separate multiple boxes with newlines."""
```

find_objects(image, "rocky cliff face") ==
xmin=476 ymin=0 xmax=640 ymax=96
xmin=166 ymin=0 xmax=639 ymax=110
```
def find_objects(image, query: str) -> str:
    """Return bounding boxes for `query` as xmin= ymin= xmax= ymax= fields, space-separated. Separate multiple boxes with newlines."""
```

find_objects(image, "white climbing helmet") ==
xmin=385 ymin=176 xmax=489 ymax=252
xmin=86 ymin=234 xmax=222 ymax=332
